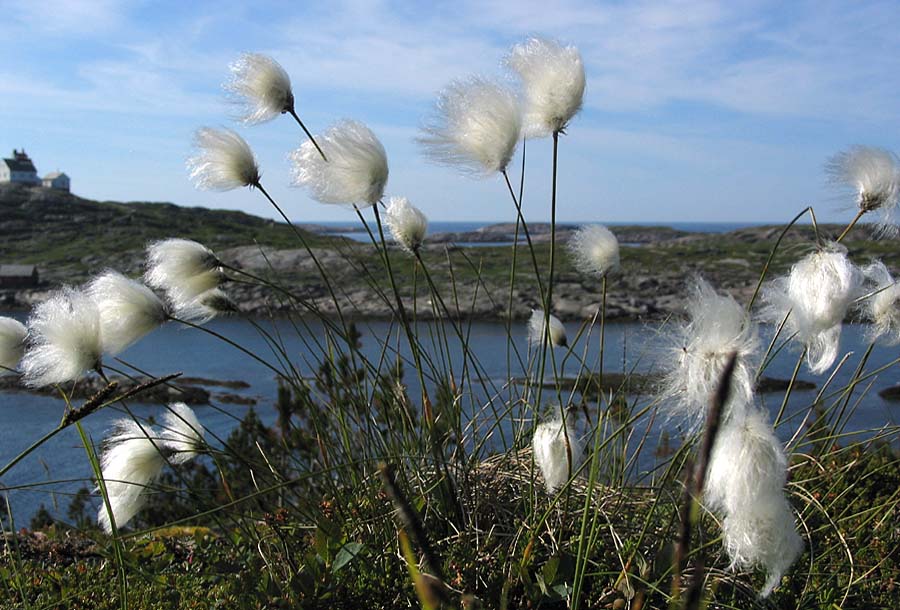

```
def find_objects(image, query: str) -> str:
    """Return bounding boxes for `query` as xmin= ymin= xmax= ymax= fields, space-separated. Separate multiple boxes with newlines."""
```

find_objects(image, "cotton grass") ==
xmin=21 ymin=287 xmax=103 ymax=387
xmin=161 ymin=402 xmax=206 ymax=464
xmin=860 ymin=261 xmax=900 ymax=345
xmin=97 ymin=419 xmax=166 ymax=533
xmin=662 ymin=277 xmax=759 ymax=428
xmin=0 ymin=317 xmax=26 ymax=374
xmin=505 ymin=37 xmax=585 ymax=137
xmin=225 ymin=53 xmax=295 ymax=124
xmin=290 ymin=120 xmax=388 ymax=206
xmin=187 ymin=127 xmax=260 ymax=191
xmin=87 ymin=271 xmax=168 ymax=356
xmin=827 ymin=145 xmax=900 ymax=237
xmin=145 ymin=239 xmax=224 ymax=316
xmin=384 ymin=196 xmax=428 ymax=254
xmin=418 ymin=76 xmax=521 ymax=176
xmin=528 ymin=309 xmax=567 ymax=347
xmin=532 ymin=416 xmax=582 ymax=493
xmin=759 ymin=244 xmax=862 ymax=374
xmin=568 ymin=224 xmax=620 ymax=277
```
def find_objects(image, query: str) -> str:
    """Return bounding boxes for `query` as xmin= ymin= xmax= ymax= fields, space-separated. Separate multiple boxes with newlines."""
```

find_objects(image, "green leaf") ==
xmin=332 ymin=542 xmax=364 ymax=573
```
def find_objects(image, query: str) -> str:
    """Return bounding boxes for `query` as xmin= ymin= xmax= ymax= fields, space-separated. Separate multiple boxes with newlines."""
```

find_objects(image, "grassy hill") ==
xmin=0 ymin=183 xmax=328 ymax=275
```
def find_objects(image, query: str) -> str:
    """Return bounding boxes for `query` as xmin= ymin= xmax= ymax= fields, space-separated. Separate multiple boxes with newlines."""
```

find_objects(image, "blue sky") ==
xmin=2 ymin=0 xmax=899 ymax=224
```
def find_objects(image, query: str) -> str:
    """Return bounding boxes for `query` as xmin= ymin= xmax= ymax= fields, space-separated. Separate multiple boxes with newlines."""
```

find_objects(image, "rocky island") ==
xmin=2 ymin=182 xmax=896 ymax=322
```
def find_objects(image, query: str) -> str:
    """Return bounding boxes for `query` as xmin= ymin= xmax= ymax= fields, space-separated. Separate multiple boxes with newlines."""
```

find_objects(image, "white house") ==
xmin=0 ymin=150 xmax=40 ymax=185
xmin=42 ymin=171 xmax=70 ymax=192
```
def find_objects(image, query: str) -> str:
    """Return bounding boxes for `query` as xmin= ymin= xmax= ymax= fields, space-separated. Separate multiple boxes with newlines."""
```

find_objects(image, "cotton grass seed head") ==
xmin=225 ymin=53 xmax=294 ymax=124
xmin=827 ymin=145 xmax=900 ymax=236
xmin=860 ymin=260 xmax=900 ymax=345
xmin=760 ymin=244 xmax=862 ymax=374
xmin=290 ymin=119 xmax=389 ymax=206
xmin=177 ymin=288 xmax=238 ymax=324
xmin=532 ymin=415 xmax=583 ymax=493
xmin=528 ymin=309 xmax=567 ymax=348
xmin=418 ymin=76 xmax=521 ymax=175
xmin=145 ymin=239 xmax=223 ymax=313
xmin=161 ymin=403 xmax=206 ymax=464
xmin=97 ymin=419 xmax=166 ymax=533
xmin=704 ymin=408 xmax=788 ymax=517
xmin=0 ymin=317 xmax=26 ymax=375
xmin=721 ymin=494 xmax=803 ymax=598
xmin=384 ymin=196 xmax=428 ymax=254
xmin=505 ymin=37 xmax=585 ymax=137
xmin=21 ymin=287 xmax=102 ymax=388
xmin=187 ymin=127 xmax=260 ymax=191
xmin=662 ymin=277 xmax=759 ymax=428
xmin=568 ymin=225 xmax=620 ymax=277
xmin=87 ymin=271 xmax=168 ymax=356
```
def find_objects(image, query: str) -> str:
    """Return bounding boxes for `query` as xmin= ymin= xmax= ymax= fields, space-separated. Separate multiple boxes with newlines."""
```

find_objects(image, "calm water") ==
xmin=309 ymin=220 xmax=774 ymax=243
xmin=0 ymin=316 xmax=896 ymax=525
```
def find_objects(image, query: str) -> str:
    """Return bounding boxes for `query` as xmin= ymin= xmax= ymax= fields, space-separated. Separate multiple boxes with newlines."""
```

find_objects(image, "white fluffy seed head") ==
xmin=225 ymin=53 xmax=294 ymax=124
xmin=759 ymin=244 xmax=862 ymax=374
xmin=0 ymin=317 xmax=26 ymax=375
xmin=187 ymin=127 xmax=260 ymax=191
xmin=704 ymin=408 xmax=788 ymax=517
xmin=505 ymin=37 xmax=585 ymax=137
xmin=289 ymin=120 xmax=389 ymax=206
xmin=161 ymin=402 xmax=206 ymax=464
xmin=528 ymin=309 xmax=567 ymax=348
xmin=532 ymin=415 xmax=583 ymax=493
xmin=568 ymin=225 xmax=620 ymax=277
xmin=826 ymin=146 xmax=900 ymax=237
xmin=860 ymin=261 xmax=900 ymax=345
xmin=176 ymin=288 xmax=238 ymax=324
xmin=21 ymin=287 xmax=103 ymax=388
xmin=97 ymin=419 xmax=167 ymax=533
xmin=418 ymin=76 xmax=522 ymax=175
xmin=662 ymin=278 xmax=759 ymax=429
xmin=721 ymin=494 xmax=803 ymax=598
xmin=145 ymin=239 xmax=223 ymax=312
xmin=87 ymin=271 xmax=168 ymax=356
xmin=384 ymin=196 xmax=428 ymax=254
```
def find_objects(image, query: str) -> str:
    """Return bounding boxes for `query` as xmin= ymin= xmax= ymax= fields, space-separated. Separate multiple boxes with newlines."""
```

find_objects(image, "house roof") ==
xmin=43 ymin=171 xmax=68 ymax=180
xmin=2 ymin=156 xmax=37 ymax=173
xmin=0 ymin=264 xmax=37 ymax=277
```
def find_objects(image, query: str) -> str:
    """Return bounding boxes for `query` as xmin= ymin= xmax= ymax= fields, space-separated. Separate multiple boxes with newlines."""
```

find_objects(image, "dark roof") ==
xmin=0 ymin=264 xmax=37 ymax=277
xmin=2 ymin=150 xmax=37 ymax=173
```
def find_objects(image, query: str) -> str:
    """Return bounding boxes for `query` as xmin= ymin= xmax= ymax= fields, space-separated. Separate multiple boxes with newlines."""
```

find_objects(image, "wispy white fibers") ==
xmin=145 ymin=239 xmax=223 ymax=315
xmin=505 ymin=37 xmax=585 ymax=137
xmin=97 ymin=419 xmax=166 ymax=533
xmin=568 ymin=225 xmax=620 ymax=277
xmin=290 ymin=119 xmax=388 ymax=207
xmin=384 ymin=196 xmax=428 ymax=254
xmin=177 ymin=288 xmax=238 ymax=324
xmin=704 ymin=408 xmax=802 ymax=597
xmin=187 ymin=127 xmax=260 ymax=191
xmin=662 ymin=278 xmax=759 ymax=429
xmin=528 ymin=309 xmax=568 ymax=347
xmin=418 ymin=76 xmax=521 ymax=176
xmin=21 ymin=288 xmax=102 ymax=387
xmin=161 ymin=403 xmax=206 ymax=464
xmin=860 ymin=261 xmax=900 ymax=344
xmin=722 ymin=494 xmax=803 ymax=597
xmin=87 ymin=271 xmax=168 ymax=355
xmin=225 ymin=53 xmax=294 ymax=124
xmin=0 ymin=317 xmax=26 ymax=374
xmin=704 ymin=408 xmax=787 ymax=516
xmin=760 ymin=244 xmax=862 ymax=374
xmin=532 ymin=415 xmax=583 ymax=493
xmin=826 ymin=146 xmax=900 ymax=237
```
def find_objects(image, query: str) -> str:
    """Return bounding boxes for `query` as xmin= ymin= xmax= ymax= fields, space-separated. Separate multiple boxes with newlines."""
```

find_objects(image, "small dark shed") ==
xmin=0 ymin=264 xmax=39 ymax=288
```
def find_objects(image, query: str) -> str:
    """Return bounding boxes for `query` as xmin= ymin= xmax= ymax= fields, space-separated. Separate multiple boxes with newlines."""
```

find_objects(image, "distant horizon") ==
xmin=4 ymin=2 xmax=898 ymax=226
